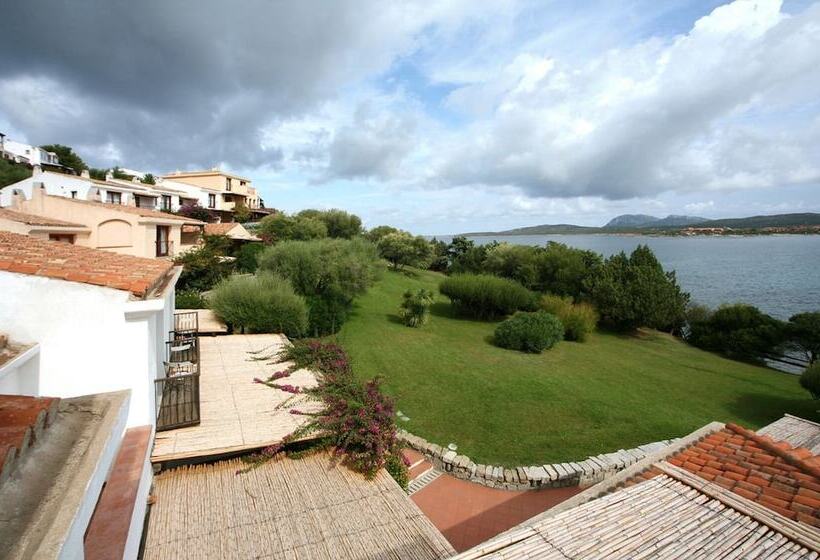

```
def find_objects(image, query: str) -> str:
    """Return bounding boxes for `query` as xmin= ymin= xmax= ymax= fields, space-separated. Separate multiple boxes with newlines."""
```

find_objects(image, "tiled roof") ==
xmin=0 ymin=394 xmax=60 ymax=488
xmin=0 ymin=208 xmax=85 ymax=228
xmin=628 ymin=423 xmax=820 ymax=528
xmin=45 ymin=195 xmax=204 ymax=224
xmin=455 ymin=471 xmax=820 ymax=559
xmin=203 ymin=222 xmax=236 ymax=235
xmin=0 ymin=231 xmax=175 ymax=297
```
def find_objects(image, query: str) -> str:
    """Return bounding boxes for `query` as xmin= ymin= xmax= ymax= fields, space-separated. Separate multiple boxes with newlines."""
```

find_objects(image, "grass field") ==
xmin=336 ymin=267 xmax=819 ymax=466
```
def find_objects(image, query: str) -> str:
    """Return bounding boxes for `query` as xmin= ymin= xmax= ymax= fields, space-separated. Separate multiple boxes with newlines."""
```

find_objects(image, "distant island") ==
xmin=463 ymin=212 xmax=820 ymax=237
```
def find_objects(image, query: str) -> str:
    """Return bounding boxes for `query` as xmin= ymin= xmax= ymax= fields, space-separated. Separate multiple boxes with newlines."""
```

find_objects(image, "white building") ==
xmin=0 ymin=137 xmax=61 ymax=167
xmin=0 ymin=231 xmax=180 ymax=427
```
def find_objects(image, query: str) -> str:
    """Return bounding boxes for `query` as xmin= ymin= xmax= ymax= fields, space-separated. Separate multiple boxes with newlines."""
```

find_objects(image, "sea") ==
xmin=431 ymin=234 xmax=820 ymax=320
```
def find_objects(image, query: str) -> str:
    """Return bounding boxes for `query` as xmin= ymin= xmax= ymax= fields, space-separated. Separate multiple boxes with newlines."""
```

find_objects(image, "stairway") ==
xmin=404 ymin=448 xmax=443 ymax=495
xmin=0 ymin=395 xmax=61 ymax=489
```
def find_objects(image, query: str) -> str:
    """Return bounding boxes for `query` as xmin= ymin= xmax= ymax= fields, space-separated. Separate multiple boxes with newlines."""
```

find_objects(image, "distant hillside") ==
xmin=604 ymin=214 xmax=707 ymax=228
xmin=459 ymin=212 xmax=820 ymax=236
xmin=700 ymin=213 xmax=820 ymax=228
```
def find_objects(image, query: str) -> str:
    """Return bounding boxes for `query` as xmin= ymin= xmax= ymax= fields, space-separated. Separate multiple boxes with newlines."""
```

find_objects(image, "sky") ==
xmin=1 ymin=0 xmax=819 ymax=234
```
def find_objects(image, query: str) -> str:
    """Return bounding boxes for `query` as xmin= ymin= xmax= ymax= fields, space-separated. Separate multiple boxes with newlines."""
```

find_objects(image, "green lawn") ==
xmin=337 ymin=267 xmax=818 ymax=466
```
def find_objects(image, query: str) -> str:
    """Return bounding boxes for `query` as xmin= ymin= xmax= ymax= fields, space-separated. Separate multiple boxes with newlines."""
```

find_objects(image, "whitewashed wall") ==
xmin=0 ymin=344 xmax=40 ymax=395
xmin=0 ymin=271 xmax=174 ymax=427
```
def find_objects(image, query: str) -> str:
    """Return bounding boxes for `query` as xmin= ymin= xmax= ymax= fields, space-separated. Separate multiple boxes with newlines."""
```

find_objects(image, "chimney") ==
xmin=27 ymin=182 xmax=47 ymax=213
xmin=132 ymin=176 xmax=140 ymax=183
xmin=105 ymin=171 xmax=113 ymax=181
xmin=80 ymin=169 xmax=90 ymax=179
xmin=32 ymin=164 xmax=43 ymax=176
xmin=10 ymin=189 xmax=26 ymax=211
xmin=89 ymin=187 xmax=102 ymax=203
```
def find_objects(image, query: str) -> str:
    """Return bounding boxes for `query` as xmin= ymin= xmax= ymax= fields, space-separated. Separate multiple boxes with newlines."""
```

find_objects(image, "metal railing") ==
xmin=174 ymin=311 xmax=199 ymax=335
xmin=156 ymin=323 xmax=202 ymax=431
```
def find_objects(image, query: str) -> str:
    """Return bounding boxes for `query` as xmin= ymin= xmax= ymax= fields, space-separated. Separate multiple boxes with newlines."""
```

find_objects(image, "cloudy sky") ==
xmin=1 ymin=0 xmax=818 ymax=233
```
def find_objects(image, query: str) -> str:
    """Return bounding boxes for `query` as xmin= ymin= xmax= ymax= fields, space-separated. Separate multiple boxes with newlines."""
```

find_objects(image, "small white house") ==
xmin=0 ymin=231 xmax=180 ymax=427
xmin=1 ymin=138 xmax=61 ymax=167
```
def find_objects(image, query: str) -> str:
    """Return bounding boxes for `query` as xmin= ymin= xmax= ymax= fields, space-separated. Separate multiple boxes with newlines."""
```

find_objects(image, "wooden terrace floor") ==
xmin=151 ymin=334 xmax=319 ymax=463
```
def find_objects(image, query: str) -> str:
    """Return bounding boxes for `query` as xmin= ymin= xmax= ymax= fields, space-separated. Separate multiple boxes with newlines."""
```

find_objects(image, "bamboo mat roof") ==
xmin=151 ymin=334 xmax=321 ymax=463
xmin=454 ymin=468 xmax=820 ymax=559
xmin=759 ymin=414 xmax=820 ymax=455
xmin=143 ymin=452 xmax=455 ymax=559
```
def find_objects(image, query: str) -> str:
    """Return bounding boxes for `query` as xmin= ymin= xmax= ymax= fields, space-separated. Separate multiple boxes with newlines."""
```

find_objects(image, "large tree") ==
xmin=377 ymin=232 xmax=434 ymax=270
xmin=787 ymin=312 xmax=820 ymax=364
xmin=40 ymin=144 xmax=87 ymax=174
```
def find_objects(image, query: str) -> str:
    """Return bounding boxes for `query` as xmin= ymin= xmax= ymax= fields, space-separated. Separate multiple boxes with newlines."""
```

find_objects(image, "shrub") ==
xmin=310 ymin=209 xmax=363 ymax=239
xmin=535 ymin=242 xmax=602 ymax=298
xmin=235 ymin=242 xmax=265 ymax=273
xmin=177 ymin=203 xmax=214 ymax=223
xmin=400 ymin=289 xmax=434 ymax=327
xmin=174 ymin=246 xmax=234 ymax=291
xmin=377 ymin=232 xmax=434 ymax=270
xmin=175 ymin=289 xmax=208 ymax=309
xmin=257 ymin=213 xmax=328 ymax=243
xmin=483 ymin=243 xmax=540 ymax=289
xmin=585 ymin=245 xmax=688 ymax=331
xmin=800 ymin=363 xmax=820 ymax=399
xmin=687 ymin=303 xmax=786 ymax=362
xmin=494 ymin=311 xmax=564 ymax=353
xmin=540 ymin=294 xmax=598 ymax=342
xmin=384 ymin=453 xmax=410 ymax=490
xmin=258 ymin=238 xmax=381 ymax=335
xmin=787 ymin=312 xmax=820 ymax=364
xmin=439 ymin=274 xmax=536 ymax=319
xmin=365 ymin=225 xmax=400 ymax=243
xmin=209 ymin=273 xmax=308 ymax=336
xmin=252 ymin=341 xmax=404 ymax=480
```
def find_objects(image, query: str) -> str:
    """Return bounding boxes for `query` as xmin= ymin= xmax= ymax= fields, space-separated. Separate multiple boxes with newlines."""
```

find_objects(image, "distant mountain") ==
xmin=604 ymin=214 xmax=707 ymax=228
xmin=458 ymin=212 xmax=820 ymax=236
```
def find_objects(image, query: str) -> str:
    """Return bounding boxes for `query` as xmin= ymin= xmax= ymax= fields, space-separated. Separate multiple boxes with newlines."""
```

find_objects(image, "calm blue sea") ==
xmin=432 ymin=234 xmax=820 ymax=320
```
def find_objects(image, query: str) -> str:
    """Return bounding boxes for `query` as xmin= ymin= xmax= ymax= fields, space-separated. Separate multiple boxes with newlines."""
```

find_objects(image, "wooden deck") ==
xmin=151 ymin=334 xmax=319 ymax=463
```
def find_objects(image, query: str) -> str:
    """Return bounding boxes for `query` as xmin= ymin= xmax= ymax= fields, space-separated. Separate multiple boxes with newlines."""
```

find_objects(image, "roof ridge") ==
xmin=726 ymin=423 xmax=820 ymax=478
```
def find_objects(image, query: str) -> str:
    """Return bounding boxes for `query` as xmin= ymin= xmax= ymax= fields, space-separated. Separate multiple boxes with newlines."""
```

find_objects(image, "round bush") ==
xmin=209 ymin=273 xmax=308 ymax=336
xmin=800 ymin=362 xmax=820 ymax=400
xmin=540 ymin=294 xmax=598 ymax=342
xmin=439 ymin=274 xmax=536 ymax=319
xmin=494 ymin=311 xmax=564 ymax=353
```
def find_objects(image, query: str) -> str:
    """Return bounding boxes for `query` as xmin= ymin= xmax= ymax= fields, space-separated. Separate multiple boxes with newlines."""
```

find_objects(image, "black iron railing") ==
xmin=174 ymin=311 xmax=199 ymax=335
xmin=156 ymin=327 xmax=201 ymax=431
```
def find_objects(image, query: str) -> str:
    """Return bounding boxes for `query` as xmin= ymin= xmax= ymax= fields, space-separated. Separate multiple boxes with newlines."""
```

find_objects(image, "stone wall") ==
xmin=398 ymin=429 xmax=679 ymax=491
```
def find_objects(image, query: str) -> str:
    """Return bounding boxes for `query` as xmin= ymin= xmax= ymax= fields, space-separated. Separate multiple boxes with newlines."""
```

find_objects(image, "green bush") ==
xmin=787 ymin=312 xmax=820 ymax=365
xmin=235 ymin=243 xmax=265 ymax=273
xmin=540 ymin=294 xmax=598 ymax=342
xmin=257 ymin=213 xmax=328 ymax=243
xmin=400 ymin=289 xmax=434 ymax=327
xmin=258 ymin=238 xmax=380 ymax=335
xmin=377 ymin=232 xmax=434 ymax=270
xmin=439 ymin=274 xmax=536 ymax=319
xmin=585 ymin=245 xmax=688 ymax=332
xmin=494 ymin=311 xmax=564 ymax=353
xmin=209 ymin=273 xmax=308 ymax=336
xmin=799 ymin=362 xmax=820 ymax=399
xmin=174 ymin=246 xmax=234 ymax=291
xmin=384 ymin=453 xmax=410 ymax=490
xmin=175 ymin=289 xmax=208 ymax=309
xmin=687 ymin=303 xmax=786 ymax=362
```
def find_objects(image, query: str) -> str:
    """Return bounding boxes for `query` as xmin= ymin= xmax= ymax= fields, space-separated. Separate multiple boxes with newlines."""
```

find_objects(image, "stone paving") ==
xmin=403 ymin=449 xmax=582 ymax=552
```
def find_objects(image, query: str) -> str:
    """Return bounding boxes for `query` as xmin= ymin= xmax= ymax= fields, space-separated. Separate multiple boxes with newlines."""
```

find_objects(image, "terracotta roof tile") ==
xmin=203 ymin=222 xmax=236 ymax=235
xmin=0 ymin=231 xmax=175 ymax=298
xmin=45 ymin=195 xmax=204 ymax=224
xmin=633 ymin=423 xmax=820 ymax=527
xmin=0 ymin=208 xmax=85 ymax=228
xmin=0 ymin=395 xmax=60 ymax=483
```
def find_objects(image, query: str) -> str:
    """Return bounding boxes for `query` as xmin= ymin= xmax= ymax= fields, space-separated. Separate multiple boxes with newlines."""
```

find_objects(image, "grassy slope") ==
xmin=337 ymin=268 xmax=818 ymax=466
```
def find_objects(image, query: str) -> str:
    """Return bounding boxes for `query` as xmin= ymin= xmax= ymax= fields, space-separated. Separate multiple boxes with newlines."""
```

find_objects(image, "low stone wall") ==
xmin=398 ymin=429 xmax=679 ymax=491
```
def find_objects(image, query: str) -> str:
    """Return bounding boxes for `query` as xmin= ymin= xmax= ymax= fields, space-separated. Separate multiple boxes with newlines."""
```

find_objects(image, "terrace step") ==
xmin=0 ymin=395 xmax=61 ymax=490
xmin=408 ymin=467 xmax=442 ymax=495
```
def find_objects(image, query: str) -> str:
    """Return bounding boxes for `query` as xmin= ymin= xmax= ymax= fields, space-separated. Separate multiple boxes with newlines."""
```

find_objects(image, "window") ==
xmin=162 ymin=195 xmax=172 ymax=211
xmin=240 ymin=180 xmax=246 ymax=187
xmin=156 ymin=226 xmax=171 ymax=257
xmin=208 ymin=193 xmax=216 ymax=208
xmin=106 ymin=191 xmax=122 ymax=204
xmin=70 ymin=191 xmax=77 ymax=199
xmin=225 ymin=177 xmax=232 ymax=191
xmin=49 ymin=234 xmax=75 ymax=244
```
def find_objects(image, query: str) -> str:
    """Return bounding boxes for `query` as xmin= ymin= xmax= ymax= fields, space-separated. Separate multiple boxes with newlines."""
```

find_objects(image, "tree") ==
xmin=586 ymin=245 xmax=689 ymax=332
xmin=40 ymin=144 xmax=87 ymax=174
xmin=535 ymin=242 xmax=602 ymax=299
xmin=258 ymin=213 xmax=328 ymax=243
xmin=111 ymin=166 xmax=132 ymax=180
xmin=141 ymin=173 xmax=156 ymax=185
xmin=233 ymin=201 xmax=252 ymax=223
xmin=800 ymin=363 xmax=820 ymax=399
xmin=365 ymin=225 xmax=400 ymax=243
xmin=89 ymin=168 xmax=107 ymax=180
xmin=377 ymin=232 xmax=434 ymax=270
xmin=786 ymin=312 xmax=820 ymax=364
xmin=298 ymin=208 xmax=362 ymax=239
xmin=0 ymin=158 xmax=31 ymax=188
xmin=687 ymin=304 xmax=786 ymax=362
xmin=290 ymin=216 xmax=327 ymax=240
xmin=177 ymin=203 xmax=214 ymax=223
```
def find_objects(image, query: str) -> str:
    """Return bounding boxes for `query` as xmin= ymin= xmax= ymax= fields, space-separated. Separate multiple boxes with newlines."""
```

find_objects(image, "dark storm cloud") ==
xmin=0 ymin=0 xmax=416 ymax=170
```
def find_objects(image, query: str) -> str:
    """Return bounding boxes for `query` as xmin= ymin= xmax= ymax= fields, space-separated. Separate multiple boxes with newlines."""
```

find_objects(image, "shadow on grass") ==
xmin=429 ymin=301 xmax=502 ymax=324
xmin=386 ymin=267 xmax=421 ymax=279
xmin=725 ymin=392 xmax=819 ymax=428
xmin=386 ymin=313 xmax=405 ymax=326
